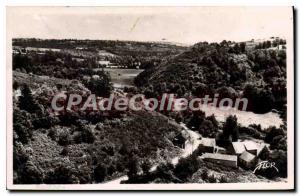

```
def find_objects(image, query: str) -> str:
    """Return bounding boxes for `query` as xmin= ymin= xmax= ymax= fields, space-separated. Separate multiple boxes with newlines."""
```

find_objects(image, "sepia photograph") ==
xmin=6 ymin=6 xmax=294 ymax=190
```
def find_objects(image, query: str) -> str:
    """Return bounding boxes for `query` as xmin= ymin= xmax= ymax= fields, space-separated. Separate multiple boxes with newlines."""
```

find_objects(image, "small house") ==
xmin=172 ymin=132 xmax=186 ymax=149
xmin=228 ymin=142 xmax=245 ymax=156
xmin=202 ymin=153 xmax=238 ymax=168
xmin=243 ymin=141 xmax=258 ymax=155
xmin=239 ymin=151 xmax=257 ymax=169
xmin=198 ymin=138 xmax=216 ymax=153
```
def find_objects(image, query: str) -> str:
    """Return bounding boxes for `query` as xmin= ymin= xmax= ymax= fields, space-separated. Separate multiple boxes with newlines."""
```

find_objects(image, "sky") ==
xmin=7 ymin=7 xmax=293 ymax=44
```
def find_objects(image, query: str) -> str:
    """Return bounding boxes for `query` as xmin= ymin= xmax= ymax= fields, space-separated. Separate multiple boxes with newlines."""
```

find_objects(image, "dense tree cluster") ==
xmin=135 ymin=40 xmax=287 ymax=115
xmin=13 ymin=80 xmax=182 ymax=184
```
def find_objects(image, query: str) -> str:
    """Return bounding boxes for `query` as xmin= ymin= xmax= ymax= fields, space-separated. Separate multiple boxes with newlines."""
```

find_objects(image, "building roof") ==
xmin=202 ymin=153 xmax=237 ymax=162
xmin=239 ymin=151 xmax=256 ymax=162
xmin=257 ymin=144 xmax=268 ymax=156
xmin=231 ymin=142 xmax=246 ymax=154
xmin=243 ymin=141 xmax=258 ymax=151
xmin=201 ymin=138 xmax=216 ymax=147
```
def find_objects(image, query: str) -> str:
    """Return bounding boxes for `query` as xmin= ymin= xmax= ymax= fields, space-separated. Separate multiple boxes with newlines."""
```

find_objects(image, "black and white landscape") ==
xmin=8 ymin=7 xmax=294 ymax=190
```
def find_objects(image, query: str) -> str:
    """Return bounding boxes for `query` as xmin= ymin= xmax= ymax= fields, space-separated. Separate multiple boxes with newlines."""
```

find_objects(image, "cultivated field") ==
xmin=99 ymin=68 xmax=144 ymax=88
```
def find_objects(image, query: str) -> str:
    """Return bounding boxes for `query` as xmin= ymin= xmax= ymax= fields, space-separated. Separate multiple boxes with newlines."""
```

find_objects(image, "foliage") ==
xmin=223 ymin=115 xmax=239 ymax=142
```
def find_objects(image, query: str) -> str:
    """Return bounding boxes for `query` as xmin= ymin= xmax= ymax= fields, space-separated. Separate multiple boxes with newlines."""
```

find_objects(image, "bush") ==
xmin=33 ymin=116 xmax=59 ymax=129
xmin=17 ymin=161 xmax=43 ymax=184
xmin=45 ymin=164 xmax=77 ymax=184
xmin=94 ymin=164 xmax=107 ymax=182
xmin=219 ymin=175 xmax=228 ymax=183
xmin=174 ymin=155 xmax=200 ymax=180
xmin=74 ymin=125 xmax=95 ymax=144
xmin=198 ymin=119 xmax=217 ymax=138
xmin=60 ymin=147 xmax=69 ymax=156
xmin=207 ymin=174 xmax=217 ymax=183
xmin=14 ymin=123 xmax=33 ymax=144
xmin=264 ymin=126 xmax=285 ymax=143
xmin=58 ymin=130 xmax=71 ymax=146
xmin=200 ymin=169 xmax=208 ymax=181
xmin=238 ymin=126 xmax=263 ymax=139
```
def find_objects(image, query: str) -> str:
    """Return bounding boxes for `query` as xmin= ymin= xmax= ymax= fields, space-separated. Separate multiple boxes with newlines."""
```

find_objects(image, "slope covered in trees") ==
xmin=13 ymin=72 xmax=183 ymax=184
xmin=135 ymin=40 xmax=287 ymax=114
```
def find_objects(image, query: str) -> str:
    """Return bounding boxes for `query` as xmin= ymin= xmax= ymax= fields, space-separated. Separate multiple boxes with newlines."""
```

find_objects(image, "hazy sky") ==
xmin=7 ymin=7 xmax=293 ymax=44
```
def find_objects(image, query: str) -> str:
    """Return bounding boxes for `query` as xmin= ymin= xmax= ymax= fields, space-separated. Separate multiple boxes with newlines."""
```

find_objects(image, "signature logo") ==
xmin=253 ymin=161 xmax=279 ymax=174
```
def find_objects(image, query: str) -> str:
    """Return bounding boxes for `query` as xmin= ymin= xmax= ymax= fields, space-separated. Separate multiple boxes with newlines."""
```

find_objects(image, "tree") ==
xmin=19 ymin=84 xmax=40 ymax=113
xmin=14 ymin=123 xmax=32 ymax=144
xmin=58 ymin=130 xmax=71 ymax=146
xmin=187 ymin=111 xmax=205 ymax=130
xmin=141 ymin=160 xmax=151 ymax=175
xmin=13 ymin=53 xmax=32 ymax=72
xmin=239 ymin=42 xmax=246 ymax=53
xmin=76 ymin=124 xmax=96 ymax=144
xmin=85 ymin=74 xmax=112 ymax=97
xmin=173 ymin=155 xmax=200 ymax=180
xmin=206 ymin=114 xmax=219 ymax=128
xmin=223 ymin=115 xmax=239 ymax=141
xmin=198 ymin=119 xmax=217 ymax=138
xmin=127 ymin=156 xmax=139 ymax=179
xmin=243 ymin=85 xmax=275 ymax=114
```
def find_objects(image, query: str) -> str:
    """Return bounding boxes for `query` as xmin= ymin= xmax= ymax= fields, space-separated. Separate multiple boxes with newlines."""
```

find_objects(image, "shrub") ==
xmin=58 ymin=131 xmax=71 ymax=146
xmin=14 ymin=123 xmax=32 ymax=144
xmin=200 ymin=169 xmax=208 ymax=181
xmin=74 ymin=125 xmax=95 ymax=144
xmin=198 ymin=119 xmax=217 ymax=138
xmin=45 ymin=164 xmax=76 ymax=184
xmin=264 ymin=126 xmax=285 ymax=143
xmin=219 ymin=175 xmax=228 ymax=183
xmin=207 ymin=174 xmax=217 ymax=183
xmin=174 ymin=155 xmax=200 ymax=180
xmin=94 ymin=164 xmax=107 ymax=182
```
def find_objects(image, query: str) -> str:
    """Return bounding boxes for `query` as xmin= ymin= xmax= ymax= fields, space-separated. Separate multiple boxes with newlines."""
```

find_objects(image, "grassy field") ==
xmin=201 ymin=105 xmax=283 ymax=129
xmin=95 ymin=68 xmax=144 ymax=88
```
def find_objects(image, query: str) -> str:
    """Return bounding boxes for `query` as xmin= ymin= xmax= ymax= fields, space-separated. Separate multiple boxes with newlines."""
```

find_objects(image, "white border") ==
xmin=4 ymin=5 xmax=295 ymax=191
